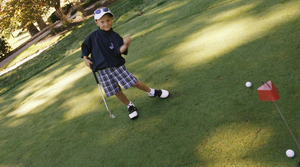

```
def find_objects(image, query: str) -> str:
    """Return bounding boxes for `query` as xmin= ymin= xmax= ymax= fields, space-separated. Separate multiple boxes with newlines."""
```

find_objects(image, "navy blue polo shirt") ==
xmin=81 ymin=28 xmax=127 ymax=72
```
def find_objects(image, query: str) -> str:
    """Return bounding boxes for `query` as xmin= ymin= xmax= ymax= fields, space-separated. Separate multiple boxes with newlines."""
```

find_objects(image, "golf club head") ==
xmin=110 ymin=114 xmax=116 ymax=118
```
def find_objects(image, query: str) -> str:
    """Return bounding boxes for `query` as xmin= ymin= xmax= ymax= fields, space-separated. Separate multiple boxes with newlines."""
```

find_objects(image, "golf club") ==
xmin=93 ymin=72 xmax=116 ymax=119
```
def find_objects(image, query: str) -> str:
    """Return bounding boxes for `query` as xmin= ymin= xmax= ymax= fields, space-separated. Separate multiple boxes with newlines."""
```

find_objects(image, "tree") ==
xmin=42 ymin=0 xmax=61 ymax=11
xmin=42 ymin=0 xmax=70 ymax=27
xmin=0 ymin=0 xmax=49 ymax=36
xmin=36 ymin=16 xmax=48 ymax=30
xmin=0 ymin=36 xmax=11 ymax=59
xmin=27 ymin=23 xmax=40 ymax=36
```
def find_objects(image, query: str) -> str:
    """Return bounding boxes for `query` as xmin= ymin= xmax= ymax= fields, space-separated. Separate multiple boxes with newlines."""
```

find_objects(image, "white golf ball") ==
xmin=286 ymin=149 xmax=295 ymax=158
xmin=245 ymin=82 xmax=252 ymax=87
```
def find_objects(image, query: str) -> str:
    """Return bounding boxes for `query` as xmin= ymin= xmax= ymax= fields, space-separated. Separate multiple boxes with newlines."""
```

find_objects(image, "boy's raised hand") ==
xmin=120 ymin=36 xmax=131 ymax=54
xmin=123 ymin=36 xmax=131 ymax=47
xmin=83 ymin=56 xmax=93 ymax=69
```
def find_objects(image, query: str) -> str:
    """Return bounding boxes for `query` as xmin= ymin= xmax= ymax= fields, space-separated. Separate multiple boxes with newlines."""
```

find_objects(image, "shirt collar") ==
xmin=98 ymin=28 xmax=113 ymax=35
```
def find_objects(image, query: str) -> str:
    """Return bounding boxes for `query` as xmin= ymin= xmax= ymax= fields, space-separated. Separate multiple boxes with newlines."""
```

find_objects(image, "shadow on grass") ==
xmin=0 ymin=0 xmax=300 ymax=166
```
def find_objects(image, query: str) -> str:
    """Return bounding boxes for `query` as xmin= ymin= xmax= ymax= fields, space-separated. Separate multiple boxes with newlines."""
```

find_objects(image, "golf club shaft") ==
xmin=93 ymin=72 xmax=114 ymax=117
xmin=96 ymin=83 xmax=110 ymax=111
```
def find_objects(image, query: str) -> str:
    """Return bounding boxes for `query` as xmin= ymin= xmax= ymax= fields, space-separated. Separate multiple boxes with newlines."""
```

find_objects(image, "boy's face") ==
xmin=95 ymin=14 xmax=113 ymax=31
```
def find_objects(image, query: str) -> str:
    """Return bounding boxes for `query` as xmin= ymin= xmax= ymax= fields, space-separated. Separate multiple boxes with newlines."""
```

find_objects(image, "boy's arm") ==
xmin=81 ymin=36 xmax=93 ymax=69
xmin=120 ymin=36 xmax=131 ymax=54
xmin=83 ymin=56 xmax=93 ymax=69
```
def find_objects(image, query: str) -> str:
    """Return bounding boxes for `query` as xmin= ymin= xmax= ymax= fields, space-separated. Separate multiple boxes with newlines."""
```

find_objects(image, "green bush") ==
xmin=62 ymin=3 xmax=72 ymax=15
xmin=48 ymin=3 xmax=73 ymax=23
xmin=94 ymin=1 xmax=102 ymax=7
xmin=0 ymin=36 xmax=11 ymax=59
xmin=49 ymin=11 xmax=60 ymax=23
xmin=81 ymin=0 xmax=98 ymax=8
xmin=70 ymin=0 xmax=98 ymax=16
xmin=70 ymin=9 xmax=77 ymax=16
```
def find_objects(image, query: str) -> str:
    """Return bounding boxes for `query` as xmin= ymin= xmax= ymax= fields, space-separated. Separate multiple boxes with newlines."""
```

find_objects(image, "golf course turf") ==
xmin=1 ymin=0 xmax=300 ymax=166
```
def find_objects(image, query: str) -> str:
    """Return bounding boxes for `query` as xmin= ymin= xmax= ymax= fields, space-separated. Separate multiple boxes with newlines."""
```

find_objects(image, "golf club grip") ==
xmin=93 ymin=72 xmax=99 ymax=84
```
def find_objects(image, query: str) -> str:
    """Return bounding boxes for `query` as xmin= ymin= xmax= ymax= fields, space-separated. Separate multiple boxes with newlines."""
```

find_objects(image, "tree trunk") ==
xmin=55 ymin=7 xmax=70 ymax=27
xmin=36 ymin=16 xmax=47 ymax=31
xmin=27 ymin=22 xmax=39 ymax=36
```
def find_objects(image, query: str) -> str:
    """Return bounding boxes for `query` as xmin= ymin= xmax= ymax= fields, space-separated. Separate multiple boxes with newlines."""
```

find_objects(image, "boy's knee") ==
xmin=132 ymin=81 xmax=140 ymax=87
xmin=115 ymin=90 xmax=124 ymax=97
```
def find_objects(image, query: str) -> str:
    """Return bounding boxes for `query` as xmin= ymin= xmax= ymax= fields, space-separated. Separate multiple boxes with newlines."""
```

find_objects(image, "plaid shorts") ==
xmin=97 ymin=65 xmax=138 ymax=97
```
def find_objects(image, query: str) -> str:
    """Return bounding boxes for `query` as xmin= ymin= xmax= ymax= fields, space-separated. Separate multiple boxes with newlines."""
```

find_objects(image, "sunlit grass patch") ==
xmin=197 ymin=123 xmax=273 ymax=166
xmin=1 ymin=36 xmax=60 ymax=70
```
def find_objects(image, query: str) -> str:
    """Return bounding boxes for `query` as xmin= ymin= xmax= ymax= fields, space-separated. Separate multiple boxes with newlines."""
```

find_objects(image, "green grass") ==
xmin=0 ymin=36 xmax=60 ymax=71
xmin=1 ymin=0 xmax=300 ymax=166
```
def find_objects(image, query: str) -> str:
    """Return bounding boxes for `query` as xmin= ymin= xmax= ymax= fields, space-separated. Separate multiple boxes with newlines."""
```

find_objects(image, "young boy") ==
xmin=81 ymin=7 xmax=169 ymax=120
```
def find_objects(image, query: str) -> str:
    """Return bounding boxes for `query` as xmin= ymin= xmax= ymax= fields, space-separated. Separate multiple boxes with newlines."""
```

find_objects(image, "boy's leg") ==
xmin=98 ymin=67 xmax=140 ymax=119
xmin=132 ymin=80 xmax=151 ymax=93
xmin=132 ymin=80 xmax=169 ymax=98
xmin=115 ymin=90 xmax=138 ymax=119
xmin=115 ymin=90 xmax=130 ymax=105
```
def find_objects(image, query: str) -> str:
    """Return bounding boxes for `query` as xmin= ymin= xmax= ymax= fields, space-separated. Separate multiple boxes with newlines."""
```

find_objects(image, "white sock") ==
xmin=147 ymin=88 xmax=155 ymax=96
xmin=127 ymin=101 xmax=134 ymax=109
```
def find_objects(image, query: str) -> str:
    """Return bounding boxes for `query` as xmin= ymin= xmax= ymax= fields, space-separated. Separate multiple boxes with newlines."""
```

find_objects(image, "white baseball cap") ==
xmin=94 ymin=7 xmax=114 ymax=20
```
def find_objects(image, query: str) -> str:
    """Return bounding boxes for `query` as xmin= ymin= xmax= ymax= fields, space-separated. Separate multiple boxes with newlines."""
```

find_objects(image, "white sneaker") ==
xmin=149 ymin=89 xmax=170 ymax=99
xmin=128 ymin=106 xmax=138 ymax=119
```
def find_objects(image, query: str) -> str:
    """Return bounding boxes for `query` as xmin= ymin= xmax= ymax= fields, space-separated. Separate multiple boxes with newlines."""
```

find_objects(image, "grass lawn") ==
xmin=1 ymin=0 xmax=300 ymax=166
xmin=0 ymin=36 xmax=60 ymax=71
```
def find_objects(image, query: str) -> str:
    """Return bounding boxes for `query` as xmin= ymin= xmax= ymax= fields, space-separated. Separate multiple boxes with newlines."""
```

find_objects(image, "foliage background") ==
xmin=0 ymin=36 xmax=11 ymax=59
